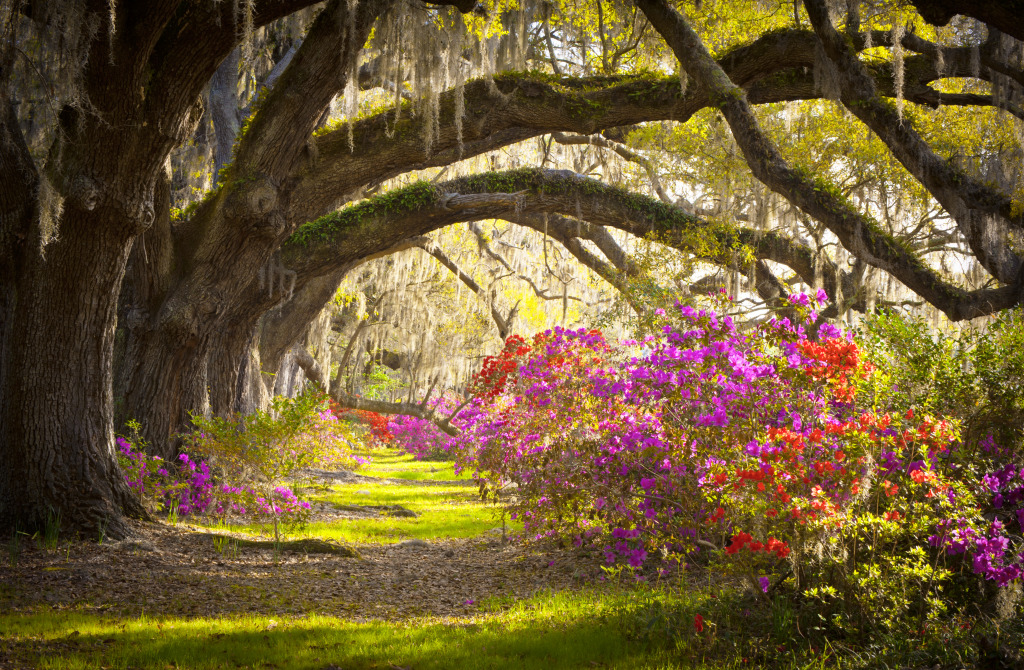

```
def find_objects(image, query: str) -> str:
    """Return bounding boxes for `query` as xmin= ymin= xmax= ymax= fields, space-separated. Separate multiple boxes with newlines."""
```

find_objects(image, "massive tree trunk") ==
xmin=208 ymin=324 xmax=261 ymax=418
xmin=1 ymin=0 xmax=494 ymax=536
xmin=117 ymin=327 xmax=212 ymax=460
xmin=0 ymin=205 xmax=148 ymax=537
xmin=0 ymin=0 xmax=333 ymax=535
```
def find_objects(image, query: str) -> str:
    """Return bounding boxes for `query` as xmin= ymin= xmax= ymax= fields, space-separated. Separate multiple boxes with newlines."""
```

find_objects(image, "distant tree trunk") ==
xmin=259 ymin=273 xmax=348 ymax=380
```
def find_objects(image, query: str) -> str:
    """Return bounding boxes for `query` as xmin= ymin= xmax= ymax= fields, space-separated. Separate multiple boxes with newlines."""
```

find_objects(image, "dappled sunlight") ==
xmin=5 ymin=1 xmax=1024 ymax=668
xmin=7 ymin=603 xmax=670 ymax=670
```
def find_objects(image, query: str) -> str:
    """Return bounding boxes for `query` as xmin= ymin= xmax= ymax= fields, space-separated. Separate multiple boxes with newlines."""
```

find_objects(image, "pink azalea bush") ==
xmin=451 ymin=293 xmax=1023 ymax=634
xmin=386 ymin=394 xmax=461 ymax=460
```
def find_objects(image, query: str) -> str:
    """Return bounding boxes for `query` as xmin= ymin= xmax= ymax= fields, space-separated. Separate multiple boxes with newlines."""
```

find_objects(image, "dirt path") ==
xmin=1 ymin=468 xmax=601 ymax=623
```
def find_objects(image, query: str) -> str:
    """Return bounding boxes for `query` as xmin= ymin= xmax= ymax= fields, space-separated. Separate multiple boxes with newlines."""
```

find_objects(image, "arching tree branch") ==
xmin=280 ymin=169 xmax=891 ymax=319
xmin=804 ymin=0 xmax=1024 ymax=286
xmin=635 ymin=0 xmax=1020 ymax=321
xmin=287 ymin=25 xmax=1011 ymax=227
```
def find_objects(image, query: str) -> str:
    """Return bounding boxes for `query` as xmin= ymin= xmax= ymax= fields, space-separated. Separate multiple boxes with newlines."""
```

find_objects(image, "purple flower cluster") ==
xmin=212 ymin=484 xmax=312 ymax=518
xmin=930 ymin=456 xmax=1024 ymax=586
xmin=452 ymin=292 xmax=1023 ymax=593
xmin=387 ymin=395 xmax=460 ymax=460
xmin=118 ymin=436 xmax=309 ymax=522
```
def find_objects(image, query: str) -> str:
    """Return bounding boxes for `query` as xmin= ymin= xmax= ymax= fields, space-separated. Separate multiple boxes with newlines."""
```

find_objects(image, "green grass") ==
xmin=355 ymin=450 xmax=474 ymax=482
xmin=276 ymin=482 xmax=512 ymax=544
xmin=7 ymin=583 xmax=997 ymax=669
xmin=324 ymin=482 xmax=477 ymax=507
xmin=2 ymin=591 xmax=695 ymax=670
xmin=193 ymin=452 xmax=512 ymax=544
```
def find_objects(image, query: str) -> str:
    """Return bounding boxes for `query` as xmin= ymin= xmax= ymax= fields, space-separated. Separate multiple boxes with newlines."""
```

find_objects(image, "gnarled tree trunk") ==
xmin=1 ymin=206 xmax=148 ymax=538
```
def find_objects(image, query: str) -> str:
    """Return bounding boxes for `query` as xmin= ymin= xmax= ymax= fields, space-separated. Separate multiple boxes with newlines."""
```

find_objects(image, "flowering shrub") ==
xmin=120 ymin=392 xmax=360 ymax=540
xmin=861 ymin=308 xmax=1024 ymax=452
xmin=452 ymin=293 xmax=1023 ymax=634
xmin=330 ymin=403 xmax=393 ymax=446
xmin=386 ymin=394 xmax=462 ymax=460
xmin=117 ymin=424 xmax=211 ymax=516
xmin=187 ymin=391 xmax=360 ymax=540
xmin=118 ymin=433 xmax=314 ymax=523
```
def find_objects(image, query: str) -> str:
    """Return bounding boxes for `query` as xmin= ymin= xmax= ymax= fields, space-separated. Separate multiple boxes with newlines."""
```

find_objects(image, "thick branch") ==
xmin=805 ymin=0 xmax=1024 ymax=286
xmin=142 ymin=0 xmax=327 ymax=173
xmin=230 ymin=0 xmax=389 ymax=182
xmin=292 ymin=345 xmax=327 ymax=390
xmin=909 ymin=0 xmax=1024 ymax=42
xmin=283 ymin=169 xmax=866 ymax=314
xmin=333 ymin=392 xmax=460 ymax=436
xmin=635 ymin=0 xmax=1019 ymax=320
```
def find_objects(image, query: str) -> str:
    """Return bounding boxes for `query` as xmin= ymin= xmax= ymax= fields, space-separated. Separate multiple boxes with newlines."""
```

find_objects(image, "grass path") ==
xmin=4 ymin=448 xmax=992 ymax=669
xmin=0 ymin=449 xmax=692 ymax=670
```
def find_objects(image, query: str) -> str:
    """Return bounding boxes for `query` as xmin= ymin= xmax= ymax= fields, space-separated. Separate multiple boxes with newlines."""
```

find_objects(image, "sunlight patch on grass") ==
xmin=278 ymin=508 xmax=504 ymax=544
xmin=5 ymin=591 xmax=700 ymax=670
xmin=354 ymin=450 xmax=473 ymax=482
xmin=323 ymin=482 xmax=480 ymax=507
xmin=270 ymin=481 xmax=513 ymax=544
xmin=190 ymin=471 xmax=514 ymax=545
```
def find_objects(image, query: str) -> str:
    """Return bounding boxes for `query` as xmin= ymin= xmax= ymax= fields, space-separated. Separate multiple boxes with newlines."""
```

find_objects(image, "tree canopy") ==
xmin=1 ymin=0 xmax=1022 ymax=536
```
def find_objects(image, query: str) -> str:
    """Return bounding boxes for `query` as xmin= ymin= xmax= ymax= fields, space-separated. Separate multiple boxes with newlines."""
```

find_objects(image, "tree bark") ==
xmin=1 ymin=206 xmax=148 ymax=537
xmin=910 ymin=0 xmax=1024 ymax=42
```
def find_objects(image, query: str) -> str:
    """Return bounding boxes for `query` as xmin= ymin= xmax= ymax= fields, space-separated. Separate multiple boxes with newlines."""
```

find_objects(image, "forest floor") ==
xmin=3 ymin=449 xmax=1010 ymax=669
xmin=0 ymin=450 xmax=693 ymax=669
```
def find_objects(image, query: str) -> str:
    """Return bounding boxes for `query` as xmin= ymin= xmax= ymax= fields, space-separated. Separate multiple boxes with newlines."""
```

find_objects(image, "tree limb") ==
xmin=635 ymin=0 xmax=1019 ymax=320
xmin=804 ymin=0 xmax=1024 ymax=286
xmin=282 ymin=169 xmax=879 ymax=316
xmin=333 ymin=392 xmax=460 ymax=436
xmin=411 ymin=237 xmax=516 ymax=339
xmin=909 ymin=0 xmax=1024 ymax=42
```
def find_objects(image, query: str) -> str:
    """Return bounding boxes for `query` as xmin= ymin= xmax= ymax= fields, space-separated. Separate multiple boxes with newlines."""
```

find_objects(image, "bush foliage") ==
xmin=450 ymin=294 xmax=1024 ymax=639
